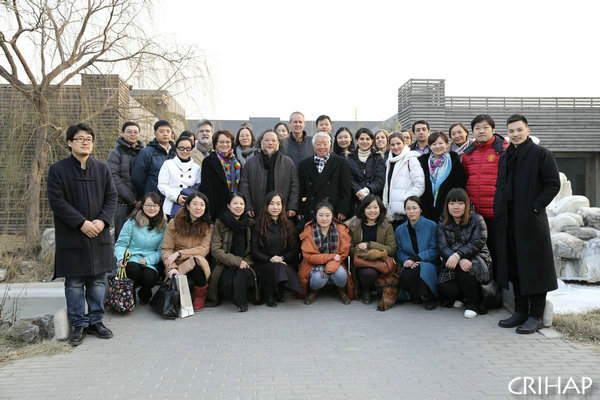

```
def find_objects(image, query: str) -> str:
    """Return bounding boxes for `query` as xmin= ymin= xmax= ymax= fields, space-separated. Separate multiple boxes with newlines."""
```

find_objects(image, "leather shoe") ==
xmin=237 ymin=304 xmax=248 ymax=312
xmin=516 ymin=316 xmax=543 ymax=334
xmin=87 ymin=322 xmax=113 ymax=339
xmin=68 ymin=326 xmax=87 ymax=346
xmin=424 ymin=301 xmax=437 ymax=310
xmin=360 ymin=291 xmax=372 ymax=305
xmin=498 ymin=312 xmax=528 ymax=328
xmin=304 ymin=289 xmax=318 ymax=305
xmin=265 ymin=294 xmax=277 ymax=307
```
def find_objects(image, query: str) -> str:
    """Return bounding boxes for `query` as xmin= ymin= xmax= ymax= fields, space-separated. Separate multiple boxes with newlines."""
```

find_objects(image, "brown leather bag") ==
xmin=353 ymin=253 xmax=396 ymax=275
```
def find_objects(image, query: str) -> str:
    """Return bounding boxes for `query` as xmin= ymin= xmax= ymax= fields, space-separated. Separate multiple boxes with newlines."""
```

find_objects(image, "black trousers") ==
xmin=218 ymin=267 xmax=255 ymax=306
xmin=399 ymin=266 xmax=435 ymax=303
xmin=438 ymin=268 xmax=481 ymax=311
xmin=187 ymin=264 xmax=207 ymax=288
xmin=507 ymin=222 xmax=546 ymax=318
xmin=484 ymin=218 xmax=498 ymax=281
xmin=125 ymin=261 xmax=159 ymax=302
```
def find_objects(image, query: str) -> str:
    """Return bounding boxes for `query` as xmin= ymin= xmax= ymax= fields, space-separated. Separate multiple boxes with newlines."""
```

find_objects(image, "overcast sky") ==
xmin=153 ymin=0 xmax=600 ymax=121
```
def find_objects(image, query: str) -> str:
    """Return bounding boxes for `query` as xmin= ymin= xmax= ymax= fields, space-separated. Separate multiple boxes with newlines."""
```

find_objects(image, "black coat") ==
xmin=106 ymin=136 xmax=144 ymax=204
xmin=47 ymin=156 xmax=117 ymax=278
xmin=347 ymin=149 xmax=386 ymax=214
xmin=131 ymin=138 xmax=175 ymax=198
xmin=493 ymin=138 xmax=560 ymax=294
xmin=419 ymin=152 xmax=466 ymax=222
xmin=298 ymin=153 xmax=351 ymax=220
xmin=251 ymin=220 xmax=299 ymax=268
xmin=199 ymin=152 xmax=236 ymax=220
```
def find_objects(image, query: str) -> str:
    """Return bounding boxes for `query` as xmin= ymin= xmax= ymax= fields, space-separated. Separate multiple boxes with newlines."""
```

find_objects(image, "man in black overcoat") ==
xmin=493 ymin=114 xmax=560 ymax=334
xmin=298 ymin=132 xmax=351 ymax=222
xmin=47 ymin=123 xmax=117 ymax=346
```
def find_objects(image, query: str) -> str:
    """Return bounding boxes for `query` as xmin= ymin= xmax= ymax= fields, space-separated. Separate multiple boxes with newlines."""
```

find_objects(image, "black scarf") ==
xmin=261 ymin=151 xmax=278 ymax=195
xmin=221 ymin=209 xmax=249 ymax=257
xmin=504 ymin=137 xmax=532 ymax=204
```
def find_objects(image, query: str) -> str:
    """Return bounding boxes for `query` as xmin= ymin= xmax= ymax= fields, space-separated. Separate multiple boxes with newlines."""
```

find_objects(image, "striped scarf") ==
xmin=216 ymin=149 xmax=241 ymax=192
xmin=313 ymin=221 xmax=339 ymax=254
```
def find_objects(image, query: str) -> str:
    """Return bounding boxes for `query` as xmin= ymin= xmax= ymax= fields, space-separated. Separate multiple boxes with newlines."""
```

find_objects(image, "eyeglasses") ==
xmin=177 ymin=146 xmax=192 ymax=152
xmin=124 ymin=130 xmax=139 ymax=135
xmin=72 ymin=137 xmax=94 ymax=144
xmin=143 ymin=204 xmax=160 ymax=209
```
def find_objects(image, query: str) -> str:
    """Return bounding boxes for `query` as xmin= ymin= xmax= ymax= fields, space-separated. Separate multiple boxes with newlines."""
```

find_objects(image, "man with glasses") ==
xmin=462 ymin=114 xmax=508 ymax=285
xmin=132 ymin=120 xmax=176 ymax=199
xmin=107 ymin=121 xmax=145 ymax=242
xmin=195 ymin=119 xmax=214 ymax=159
xmin=47 ymin=123 xmax=117 ymax=346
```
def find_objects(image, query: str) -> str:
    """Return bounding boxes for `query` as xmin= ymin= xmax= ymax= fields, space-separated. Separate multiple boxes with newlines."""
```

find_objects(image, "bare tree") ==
xmin=0 ymin=0 xmax=204 ymax=248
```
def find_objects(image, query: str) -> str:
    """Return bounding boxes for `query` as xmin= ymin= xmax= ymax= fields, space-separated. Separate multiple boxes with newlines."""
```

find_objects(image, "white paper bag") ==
xmin=174 ymin=274 xmax=194 ymax=318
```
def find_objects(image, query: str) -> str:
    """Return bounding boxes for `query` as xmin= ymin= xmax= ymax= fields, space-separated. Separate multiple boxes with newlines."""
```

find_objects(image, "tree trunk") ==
xmin=25 ymin=95 xmax=50 ymax=252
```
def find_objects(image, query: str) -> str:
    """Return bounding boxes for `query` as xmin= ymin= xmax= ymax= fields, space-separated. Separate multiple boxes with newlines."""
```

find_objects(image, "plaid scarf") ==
xmin=216 ymin=149 xmax=241 ymax=192
xmin=313 ymin=153 xmax=330 ymax=174
xmin=312 ymin=221 xmax=339 ymax=254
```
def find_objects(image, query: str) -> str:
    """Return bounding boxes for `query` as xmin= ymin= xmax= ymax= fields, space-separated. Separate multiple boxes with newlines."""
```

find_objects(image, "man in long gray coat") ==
xmin=493 ymin=114 xmax=560 ymax=334
xmin=239 ymin=129 xmax=299 ymax=218
xmin=47 ymin=123 xmax=117 ymax=346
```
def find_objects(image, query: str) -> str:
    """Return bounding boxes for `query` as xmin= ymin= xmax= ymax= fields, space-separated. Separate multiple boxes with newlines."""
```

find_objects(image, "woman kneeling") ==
xmin=437 ymin=188 xmax=491 ymax=318
xmin=161 ymin=192 xmax=213 ymax=311
xmin=208 ymin=194 xmax=258 ymax=312
xmin=299 ymin=202 xmax=353 ymax=305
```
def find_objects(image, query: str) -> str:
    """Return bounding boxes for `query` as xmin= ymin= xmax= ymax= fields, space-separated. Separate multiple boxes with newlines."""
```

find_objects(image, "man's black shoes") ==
xmin=68 ymin=326 xmax=87 ymax=346
xmin=87 ymin=322 xmax=113 ymax=339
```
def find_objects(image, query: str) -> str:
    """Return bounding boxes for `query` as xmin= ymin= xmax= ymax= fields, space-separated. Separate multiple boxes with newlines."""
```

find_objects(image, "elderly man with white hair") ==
xmin=239 ymin=129 xmax=299 ymax=218
xmin=298 ymin=132 xmax=351 ymax=222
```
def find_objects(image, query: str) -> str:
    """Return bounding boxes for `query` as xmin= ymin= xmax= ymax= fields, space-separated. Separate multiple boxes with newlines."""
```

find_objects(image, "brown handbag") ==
xmin=353 ymin=253 xmax=396 ymax=275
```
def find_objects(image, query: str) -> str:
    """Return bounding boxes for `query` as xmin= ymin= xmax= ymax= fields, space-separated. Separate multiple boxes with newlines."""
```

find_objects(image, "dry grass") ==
xmin=0 ymin=333 xmax=71 ymax=366
xmin=553 ymin=309 xmax=600 ymax=347
xmin=0 ymin=234 xmax=54 ymax=282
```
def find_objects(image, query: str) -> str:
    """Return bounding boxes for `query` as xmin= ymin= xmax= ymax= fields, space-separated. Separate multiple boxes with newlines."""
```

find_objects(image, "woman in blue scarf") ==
xmin=417 ymin=131 xmax=465 ymax=222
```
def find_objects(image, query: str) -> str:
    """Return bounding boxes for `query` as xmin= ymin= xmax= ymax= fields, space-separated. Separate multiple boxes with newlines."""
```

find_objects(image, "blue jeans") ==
xmin=309 ymin=265 xmax=347 ymax=290
xmin=64 ymin=273 xmax=107 ymax=327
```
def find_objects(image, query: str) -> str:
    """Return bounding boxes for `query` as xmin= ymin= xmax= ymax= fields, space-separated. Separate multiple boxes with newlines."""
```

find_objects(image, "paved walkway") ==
xmin=1 ymin=291 xmax=599 ymax=399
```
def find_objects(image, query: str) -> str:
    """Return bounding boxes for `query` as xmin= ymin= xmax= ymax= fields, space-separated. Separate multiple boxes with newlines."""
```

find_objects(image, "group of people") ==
xmin=47 ymin=111 xmax=560 ymax=347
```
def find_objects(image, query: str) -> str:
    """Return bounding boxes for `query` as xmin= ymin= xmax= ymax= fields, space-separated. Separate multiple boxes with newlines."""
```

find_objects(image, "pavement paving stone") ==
xmin=1 ymin=297 xmax=599 ymax=399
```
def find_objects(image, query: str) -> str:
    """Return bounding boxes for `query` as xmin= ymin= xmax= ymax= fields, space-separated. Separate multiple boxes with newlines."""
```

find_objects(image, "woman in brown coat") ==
xmin=161 ymin=191 xmax=213 ymax=311
xmin=298 ymin=202 xmax=353 ymax=305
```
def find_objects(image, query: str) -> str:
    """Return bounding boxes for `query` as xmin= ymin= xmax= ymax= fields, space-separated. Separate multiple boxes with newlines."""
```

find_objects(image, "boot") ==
xmin=337 ymin=286 xmax=351 ymax=305
xmin=516 ymin=316 xmax=543 ymax=334
xmin=304 ymin=289 xmax=319 ymax=305
xmin=192 ymin=284 xmax=208 ymax=311
xmin=498 ymin=311 xmax=528 ymax=328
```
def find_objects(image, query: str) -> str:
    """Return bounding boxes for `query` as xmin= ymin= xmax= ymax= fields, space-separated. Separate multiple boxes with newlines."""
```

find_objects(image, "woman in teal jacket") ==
xmin=115 ymin=192 xmax=167 ymax=304
xmin=395 ymin=196 xmax=440 ymax=310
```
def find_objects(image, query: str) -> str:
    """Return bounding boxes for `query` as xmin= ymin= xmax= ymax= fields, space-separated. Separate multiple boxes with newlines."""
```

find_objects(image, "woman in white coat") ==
xmin=382 ymin=132 xmax=425 ymax=230
xmin=158 ymin=136 xmax=202 ymax=216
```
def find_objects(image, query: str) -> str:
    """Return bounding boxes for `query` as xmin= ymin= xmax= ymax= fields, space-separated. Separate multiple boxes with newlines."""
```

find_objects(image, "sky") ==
xmin=152 ymin=0 xmax=600 ymax=122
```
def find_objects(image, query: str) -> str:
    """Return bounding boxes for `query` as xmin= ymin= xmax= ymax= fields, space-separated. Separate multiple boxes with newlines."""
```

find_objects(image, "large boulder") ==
xmin=554 ymin=258 xmax=584 ymax=279
xmin=577 ymin=207 xmax=600 ymax=230
xmin=564 ymin=227 xmax=599 ymax=241
xmin=547 ymin=173 xmax=573 ymax=217
xmin=53 ymin=307 xmax=71 ymax=341
xmin=581 ymin=238 xmax=600 ymax=283
xmin=550 ymin=213 xmax=583 ymax=233
xmin=22 ymin=314 xmax=54 ymax=340
xmin=7 ymin=320 xmax=40 ymax=343
xmin=40 ymin=228 xmax=55 ymax=258
xmin=550 ymin=195 xmax=590 ymax=216
xmin=551 ymin=232 xmax=585 ymax=259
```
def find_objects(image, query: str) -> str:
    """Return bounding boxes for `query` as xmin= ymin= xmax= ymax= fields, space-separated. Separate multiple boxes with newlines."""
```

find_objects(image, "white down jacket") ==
xmin=382 ymin=146 xmax=425 ymax=219
xmin=157 ymin=157 xmax=201 ymax=215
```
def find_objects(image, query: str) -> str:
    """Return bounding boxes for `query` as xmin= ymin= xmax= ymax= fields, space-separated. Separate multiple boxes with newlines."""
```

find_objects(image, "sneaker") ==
xmin=87 ymin=322 xmax=113 ymax=339
xmin=453 ymin=300 xmax=464 ymax=308
xmin=464 ymin=309 xmax=478 ymax=319
xmin=68 ymin=326 xmax=87 ymax=346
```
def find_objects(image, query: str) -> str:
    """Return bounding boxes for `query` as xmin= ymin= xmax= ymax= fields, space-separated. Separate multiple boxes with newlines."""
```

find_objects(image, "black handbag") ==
xmin=150 ymin=279 xmax=180 ymax=319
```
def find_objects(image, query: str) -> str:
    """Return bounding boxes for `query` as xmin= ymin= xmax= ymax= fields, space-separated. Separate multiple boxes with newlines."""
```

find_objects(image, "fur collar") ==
xmin=134 ymin=209 xmax=166 ymax=231
xmin=173 ymin=207 xmax=209 ymax=237
xmin=344 ymin=215 xmax=390 ymax=232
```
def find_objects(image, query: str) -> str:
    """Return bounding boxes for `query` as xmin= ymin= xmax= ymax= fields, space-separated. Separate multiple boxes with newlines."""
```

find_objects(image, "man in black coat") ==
xmin=493 ymin=114 xmax=560 ymax=334
xmin=47 ymin=123 xmax=117 ymax=346
xmin=298 ymin=132 xmax=351 ymax=222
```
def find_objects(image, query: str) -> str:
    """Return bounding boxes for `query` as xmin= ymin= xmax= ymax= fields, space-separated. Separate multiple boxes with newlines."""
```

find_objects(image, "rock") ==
xmin=554 ymin=258 xmax=584 ymax=279
xmin=20 ymin=260 xmax=36 ymax=274
xmin=565 ymin=227 xmax=599 ymax=241
xmin=7 ymin=320 xmax=40 ymax=343
xmin=543 ymin=300 xmax=553 ymax=327
xmin=581 ymin=238 xmax=600 ymax=283
xmin=551 ymin=233 xmax=585 ymax=259
xmin=22 ymin=314 xmax=54 ymax=340
xmin=548 ymin=173 xmax=573 ymax=217
xmin=577 ymin=207 xmax=600 ymax=230
xmin=40 ymin=228 xmax=55 ymax=258
xmin=0 ymin=321 xmax=12 ymax=332
xmin=550 ymin=195 xmax=590 ymax=215
xmin=0 ymin=268 xmax=7 ymax=282
xmin=53 ymin=307 xmax=71 ymax=341
xmin=550 ymin=213 xmax=583 ymax=233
